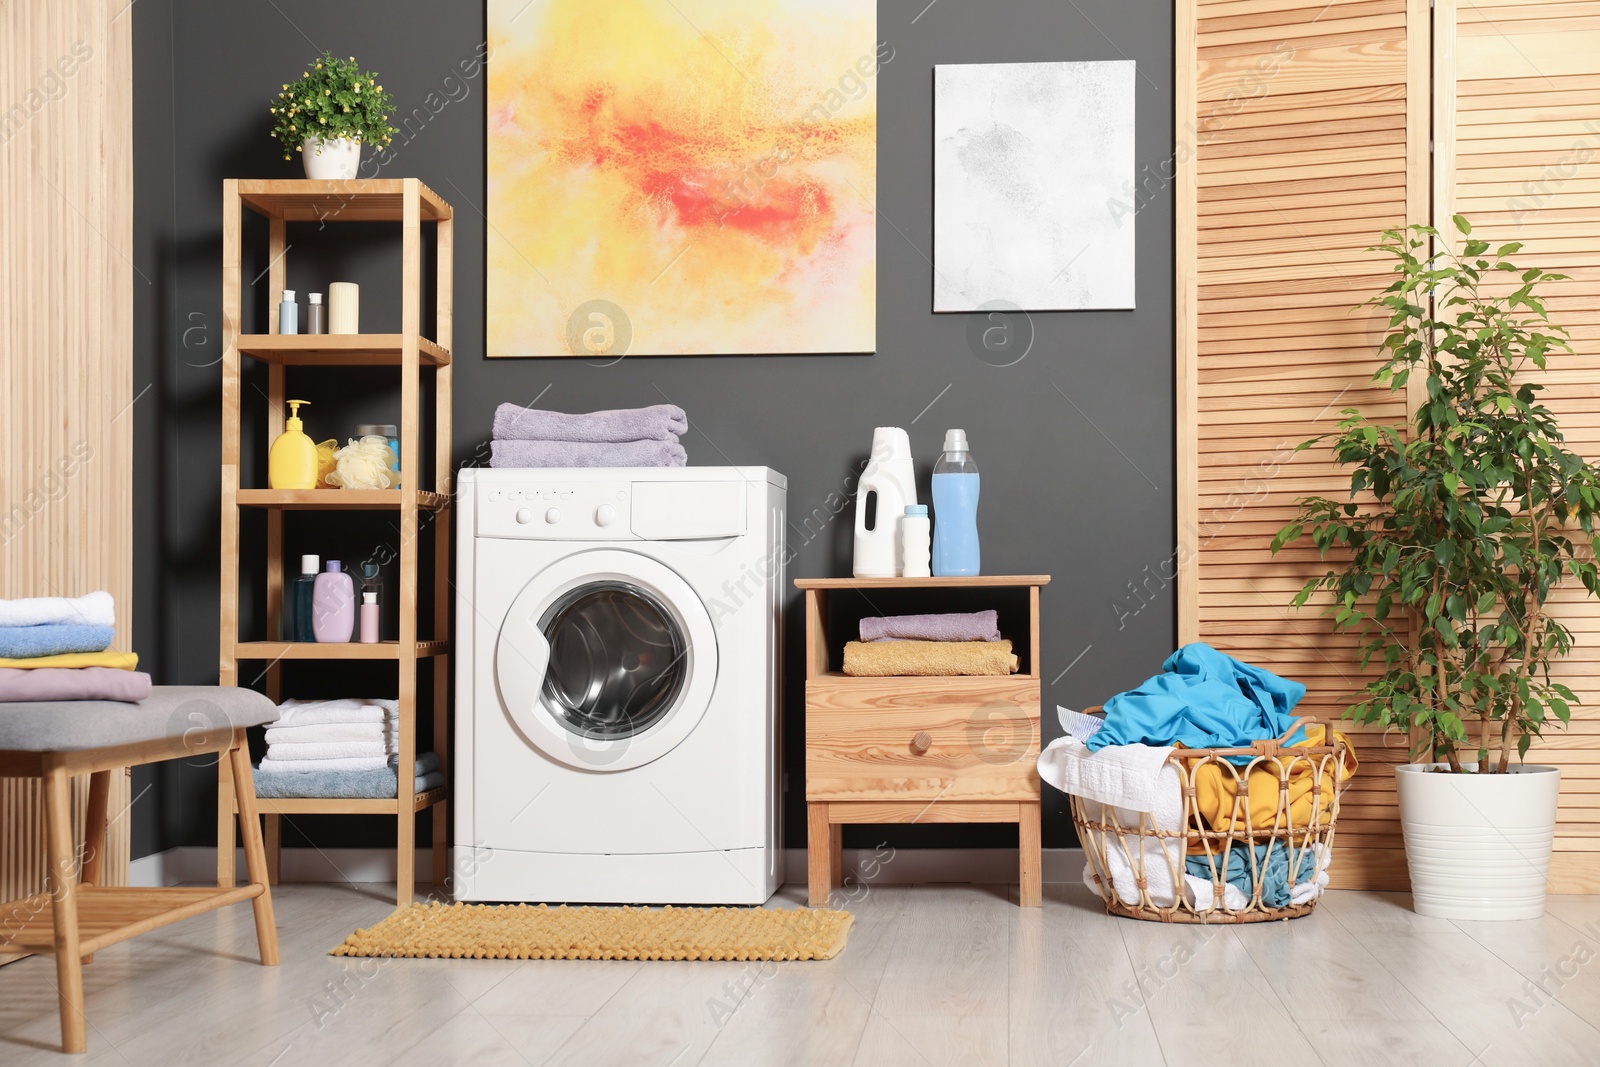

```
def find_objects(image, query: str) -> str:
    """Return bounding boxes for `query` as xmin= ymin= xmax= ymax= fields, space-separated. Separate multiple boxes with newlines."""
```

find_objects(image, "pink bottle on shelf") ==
xmin=359 ymin=590 xmax=380 ymax=643
xmin=311 ymin=559 xmax=356 ymax=642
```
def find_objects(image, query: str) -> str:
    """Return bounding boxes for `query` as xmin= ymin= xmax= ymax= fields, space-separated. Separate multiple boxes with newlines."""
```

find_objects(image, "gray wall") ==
xmin=131 ymin=0 xmax=1175 ymax=859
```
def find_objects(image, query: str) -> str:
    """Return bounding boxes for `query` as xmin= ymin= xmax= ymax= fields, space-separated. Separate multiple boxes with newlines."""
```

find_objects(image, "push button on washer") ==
xmin=595 ymin=504 xmax=616 ymax=527
xmin=514 ymin=507 xmax=533 ymax=525
xmin=545 ymin=508 xmax=561 ymax=524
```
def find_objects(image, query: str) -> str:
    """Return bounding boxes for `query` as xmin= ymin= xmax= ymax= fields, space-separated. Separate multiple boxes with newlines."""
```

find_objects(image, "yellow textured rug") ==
xmin=330 ymin=902 xmax=854 ymax=961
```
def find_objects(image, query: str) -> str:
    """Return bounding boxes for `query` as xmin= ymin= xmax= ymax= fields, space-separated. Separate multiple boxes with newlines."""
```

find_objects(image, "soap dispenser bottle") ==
xmin=268 ymin=399 xmax=317 ymax=490
xmin=311 ymin=560 xmax=356 ymax=642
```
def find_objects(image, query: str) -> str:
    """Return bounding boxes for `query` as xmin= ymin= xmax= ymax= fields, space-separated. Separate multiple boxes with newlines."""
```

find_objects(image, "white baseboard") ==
xmin=132 ymin=846 xmax=1086 ymax=889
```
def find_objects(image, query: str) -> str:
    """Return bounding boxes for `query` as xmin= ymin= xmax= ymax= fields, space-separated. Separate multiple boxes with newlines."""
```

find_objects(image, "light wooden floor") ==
xmin=3 ymin=881 xmax=1599 ymax=1065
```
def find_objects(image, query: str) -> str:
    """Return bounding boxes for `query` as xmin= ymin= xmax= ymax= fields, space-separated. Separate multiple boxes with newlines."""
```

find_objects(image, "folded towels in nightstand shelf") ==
xmin=859 ymin=610 xmax=1001 ymax=643
xmin=842 ymin=638 xmax=1018 ymax=677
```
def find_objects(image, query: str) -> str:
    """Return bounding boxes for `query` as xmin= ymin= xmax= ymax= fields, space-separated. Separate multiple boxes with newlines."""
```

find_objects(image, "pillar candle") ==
xmin=328 ymin=282 xmax=360 ymax=334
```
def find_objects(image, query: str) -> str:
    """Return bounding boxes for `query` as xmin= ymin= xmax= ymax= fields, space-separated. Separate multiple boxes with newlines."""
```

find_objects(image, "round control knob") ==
xmin=910 ymin=731 xmax=933 ymax=756
xmin=595 ymin=504 xmax=616 ymax=527
xmin=514 ymin=507 xmax=533 ymax=525
xmin=544 ymin=507 xmax=561 ymax=524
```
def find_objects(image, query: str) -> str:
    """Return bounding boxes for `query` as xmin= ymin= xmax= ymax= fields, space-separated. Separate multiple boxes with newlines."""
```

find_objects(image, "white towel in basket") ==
xmin=1071 ymin=754 xmax=1188 ymax=908
xmin=1037 ymin=734 xmax=1174 ymax=812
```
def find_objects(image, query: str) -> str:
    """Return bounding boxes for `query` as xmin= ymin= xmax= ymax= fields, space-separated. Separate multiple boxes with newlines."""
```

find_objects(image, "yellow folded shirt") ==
xmin=0 ymin=650 xmax=139 ymax=670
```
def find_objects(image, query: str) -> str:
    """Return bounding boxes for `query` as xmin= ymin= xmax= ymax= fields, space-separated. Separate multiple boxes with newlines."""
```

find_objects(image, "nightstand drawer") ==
xmin=805 ymin=682 xmax=1040 ymax=801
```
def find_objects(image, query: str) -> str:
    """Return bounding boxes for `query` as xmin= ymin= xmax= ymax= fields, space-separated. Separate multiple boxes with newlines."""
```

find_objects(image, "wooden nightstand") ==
xmin=796 ymin=575 xmax=1049 ymax=908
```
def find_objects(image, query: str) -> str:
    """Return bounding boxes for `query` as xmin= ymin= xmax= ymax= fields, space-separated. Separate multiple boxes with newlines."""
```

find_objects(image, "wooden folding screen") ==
xmin=0 ymin=0 xmax=135 ymax=921
xmin=1176 ymin=0 xmax=1430 ymax=889
xmin=1435 ymin=0 xmax=1600 ymax=892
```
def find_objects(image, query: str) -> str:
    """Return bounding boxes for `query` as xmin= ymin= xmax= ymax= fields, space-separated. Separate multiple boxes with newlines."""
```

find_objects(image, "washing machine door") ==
xmin=494 ymin=549 xmax=718 ymax=772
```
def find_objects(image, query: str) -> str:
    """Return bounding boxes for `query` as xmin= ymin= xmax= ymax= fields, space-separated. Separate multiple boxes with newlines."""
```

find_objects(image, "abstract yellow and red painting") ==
xmin=486 ymin=0 xmax=878 ymax=357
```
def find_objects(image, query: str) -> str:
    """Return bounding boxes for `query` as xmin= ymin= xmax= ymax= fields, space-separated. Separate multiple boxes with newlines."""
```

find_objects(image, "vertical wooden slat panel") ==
xmin=1445 ymin=1 xmax=1600 ymax=892
xmin=0 ymin=0 xmax=135 ymax=917
xmin=1180 ymin=0 xmax=1429 ymax=889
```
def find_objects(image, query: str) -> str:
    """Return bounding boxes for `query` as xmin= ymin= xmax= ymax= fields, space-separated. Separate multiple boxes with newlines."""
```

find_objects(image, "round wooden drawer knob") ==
xmin=910 ymin=731 xmax=932 ymax=755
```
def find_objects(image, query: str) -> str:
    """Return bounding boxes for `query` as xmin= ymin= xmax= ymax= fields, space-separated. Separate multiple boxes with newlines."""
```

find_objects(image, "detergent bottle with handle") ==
xmin=853 ymin=427 xmax=918 ymax=577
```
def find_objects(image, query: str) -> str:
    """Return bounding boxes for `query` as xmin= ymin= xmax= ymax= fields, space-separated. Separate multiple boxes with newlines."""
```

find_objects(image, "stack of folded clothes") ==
xmin=489 ymin=402 xmax=688 ymax=467
xmin=842 ymin=609 xmax=1018 ymax=677
xmin=253 ymin=697 xmax=443 ymax=799
xmin=0 ymin=592 xmax=151 ymax=702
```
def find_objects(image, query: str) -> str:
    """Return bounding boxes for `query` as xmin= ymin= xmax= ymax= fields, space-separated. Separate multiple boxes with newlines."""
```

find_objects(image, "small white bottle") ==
xmin=900 ymin=504 xmax=932 ymax=578
xmin=279 ymin=289 xmax=299 ymax=335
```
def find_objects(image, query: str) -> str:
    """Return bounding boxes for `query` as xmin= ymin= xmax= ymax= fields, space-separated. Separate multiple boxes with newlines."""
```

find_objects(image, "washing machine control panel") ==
xmin=478 ymin=482 xmax=636 ymax=539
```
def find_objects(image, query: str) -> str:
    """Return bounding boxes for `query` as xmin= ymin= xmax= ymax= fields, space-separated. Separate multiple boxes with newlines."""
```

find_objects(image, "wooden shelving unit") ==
xmin=218 ymin=178 xmax=453 ymax=906
xmin=796 ymin=575 xmax=1049 ymax=909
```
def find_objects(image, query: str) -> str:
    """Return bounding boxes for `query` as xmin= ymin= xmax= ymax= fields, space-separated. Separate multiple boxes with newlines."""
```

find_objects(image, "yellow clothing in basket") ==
xmin=1185 ymin=725 xmax=1356 ymax=842
xmin=0 ymin=650 xmax=139 ymax=670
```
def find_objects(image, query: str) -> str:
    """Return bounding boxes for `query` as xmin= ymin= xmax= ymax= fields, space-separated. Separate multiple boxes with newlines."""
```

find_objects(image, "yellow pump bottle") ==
xmin=268 ymin=399 xmax=318 ymax=490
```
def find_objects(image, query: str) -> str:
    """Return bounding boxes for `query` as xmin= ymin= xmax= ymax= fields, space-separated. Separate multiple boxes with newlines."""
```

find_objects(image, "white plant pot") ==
xmin=1395 ymin=762 xmax=1559 ymax=920
xmin=302 ymin=136 xmax=361 ymax=180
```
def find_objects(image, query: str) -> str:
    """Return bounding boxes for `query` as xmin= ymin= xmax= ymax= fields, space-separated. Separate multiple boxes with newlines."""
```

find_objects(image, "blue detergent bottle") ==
xmin=932 ymin=429 xmax=980 ymax=576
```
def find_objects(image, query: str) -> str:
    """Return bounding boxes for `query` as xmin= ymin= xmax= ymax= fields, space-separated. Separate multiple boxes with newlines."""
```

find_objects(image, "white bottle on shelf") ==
xmin=853 ymin=426 xmax=918 ymax=577
xmin=900 ymin=504 xmax=932 ymax=578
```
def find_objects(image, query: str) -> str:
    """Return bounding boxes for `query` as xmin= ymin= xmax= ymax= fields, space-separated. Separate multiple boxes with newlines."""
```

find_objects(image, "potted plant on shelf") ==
xmin=269 ymin=52 xmax=396 ymax=180
xmin=1272 ymin=217 xmax=1600 ymax=920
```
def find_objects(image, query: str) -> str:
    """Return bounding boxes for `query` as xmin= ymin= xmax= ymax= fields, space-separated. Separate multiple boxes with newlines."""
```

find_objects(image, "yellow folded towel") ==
xmin=0 ymin=650 xmax=139 ymax=670
xmin=843 ymin=639 xmax=1017 ymax=677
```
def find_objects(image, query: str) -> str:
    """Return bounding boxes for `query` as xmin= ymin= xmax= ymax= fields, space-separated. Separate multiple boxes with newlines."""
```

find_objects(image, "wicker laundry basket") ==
xmin=1069 ymin=711 xmax=1352 ymax=923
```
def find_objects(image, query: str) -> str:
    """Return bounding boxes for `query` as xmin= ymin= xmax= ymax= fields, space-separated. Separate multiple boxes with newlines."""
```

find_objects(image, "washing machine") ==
xmin=453 ymin=466 xmax=786 ymax=905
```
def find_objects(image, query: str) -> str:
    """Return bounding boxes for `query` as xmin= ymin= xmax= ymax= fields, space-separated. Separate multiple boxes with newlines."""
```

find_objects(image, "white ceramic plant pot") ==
xmin=302 ymin=135 xmax=361 ymax=180
xmin=1395 ymin=762 xmax=1559 ymax=920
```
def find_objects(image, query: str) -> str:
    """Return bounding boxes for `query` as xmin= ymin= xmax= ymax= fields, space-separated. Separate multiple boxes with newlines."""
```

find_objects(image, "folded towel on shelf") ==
xmin=0 ymin=667 xmax=152 ymax=703
xmin=254 ymin=768 xmax=445 ymax=800
xmin=1036 ymin=735 xmax=1174 ymax=812
xmin=493 ymin=403 xmax=688 ymax=443
xmin=0 ymin=591 xmax=115 ymax=629
xmin=256 ymin=754 xmax=389 ymax=773
xmin=273 ymin=697 xmax=397 ymax=727
xmin=263 ymin=740 xmax=390 ymax=761
xmin=842 ymin=639 xmax=1017 ymax=677
xmin=0 ymin=650 xmax=138 ymax=670
xmin=264 ymin=721 xmax=387 ymax=744
xmin=859 ymin=610 xmax=1001 ymax=643
xmin=489 ymin=438 xmax=687 ymax=469
xmin=0 ymin=624 xmax=115 ymax=659
xmin=253 ymin=753 xmax=442 ymax=800
xmin=256 ymin=750 xmax=439 ymax=776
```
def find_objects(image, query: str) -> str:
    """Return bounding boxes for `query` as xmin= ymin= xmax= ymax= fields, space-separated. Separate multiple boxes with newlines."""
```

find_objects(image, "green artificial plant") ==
xmin=268 ymin=52 xmax=396 ymax=162
xmin=1273 ymin=217 xmax=1600 ymax=774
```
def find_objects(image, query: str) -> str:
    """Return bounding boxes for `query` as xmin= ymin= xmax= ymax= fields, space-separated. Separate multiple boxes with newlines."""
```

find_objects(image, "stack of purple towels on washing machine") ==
xmin=489 ymin=403 xmax=688 ymax=468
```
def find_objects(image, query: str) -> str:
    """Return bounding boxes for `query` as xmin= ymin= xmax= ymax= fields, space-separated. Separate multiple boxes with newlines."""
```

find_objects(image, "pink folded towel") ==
xmin=490 ymin=438 xmax=687 ymax=468
xmin=493 ymin=403 xmax=688 ymax=443
xmin=860 ymin=610 xmax=1001 ymax=643
xmin=0 ymin=667 xmax=153 ymax=703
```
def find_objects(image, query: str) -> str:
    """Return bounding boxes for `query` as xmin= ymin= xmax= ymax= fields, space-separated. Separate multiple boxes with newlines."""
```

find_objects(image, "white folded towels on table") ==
xmin=264 ymin=698 xmax=401 ymax=775
xmin=0 ymin=591 xmax=115 ymax=628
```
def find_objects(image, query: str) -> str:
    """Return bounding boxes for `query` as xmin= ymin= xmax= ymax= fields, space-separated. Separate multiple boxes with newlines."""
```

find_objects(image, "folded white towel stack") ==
xmin=263 ymin=698 xmax=401 ymax=774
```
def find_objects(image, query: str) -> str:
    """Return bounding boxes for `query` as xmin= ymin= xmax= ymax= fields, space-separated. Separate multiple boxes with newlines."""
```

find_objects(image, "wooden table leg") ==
xmin=829 ymin=823 xmax=843 ymax=889
xmin=264 ymin=814 xmax=281 ymax=886
xmin=79 ymin=769 xmax=112 ymax=963
xmin=44 ymin=761 xmax=87 ymax=1053
xmin=217 ymin=748 xmax=236 ymax=889
xmin=807 ymin=802 xmax=832 ymax=907
xmin=229 ymin=740 xmax=279 ymax=966
xmin=1018 ymin=800 xmax=1042 ymax=908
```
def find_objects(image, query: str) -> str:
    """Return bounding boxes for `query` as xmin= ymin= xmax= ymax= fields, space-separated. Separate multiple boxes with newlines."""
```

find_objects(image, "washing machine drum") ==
xmin=494 ymin=551 xmax=719 ymax=771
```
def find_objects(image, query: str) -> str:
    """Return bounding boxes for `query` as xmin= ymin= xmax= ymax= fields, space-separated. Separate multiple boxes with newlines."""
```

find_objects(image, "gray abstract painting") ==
xmin=934 ymin=60 xmax=1136 ymax=312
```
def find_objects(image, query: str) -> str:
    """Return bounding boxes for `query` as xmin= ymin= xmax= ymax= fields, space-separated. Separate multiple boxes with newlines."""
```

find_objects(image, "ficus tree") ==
xmin=1272 ymin=217 xmax=1600 ymax=774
